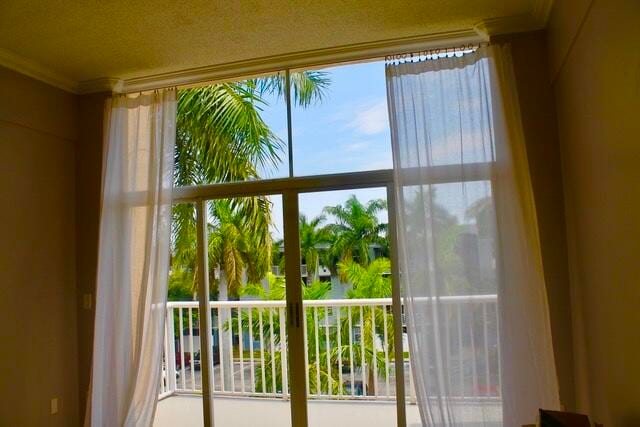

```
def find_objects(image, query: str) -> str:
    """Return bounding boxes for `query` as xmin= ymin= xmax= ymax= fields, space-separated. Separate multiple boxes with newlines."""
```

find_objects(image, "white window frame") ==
xmin=170 ymin=64 xmax=493 ymax=427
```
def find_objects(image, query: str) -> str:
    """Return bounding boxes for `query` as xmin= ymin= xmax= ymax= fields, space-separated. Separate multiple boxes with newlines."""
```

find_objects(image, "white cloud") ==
xmin=344 ymin=141 xmax=372 ymax=152
xmin=348 ymin=100 xmax=389 ymax=135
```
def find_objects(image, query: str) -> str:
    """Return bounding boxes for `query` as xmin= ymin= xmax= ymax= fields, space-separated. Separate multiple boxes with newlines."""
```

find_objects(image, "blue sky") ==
xmin=291 ymin=61 xmax=393 ymax=176
xmin=256 ymin=60 xmax=392 ymax=238
xmin=257 ymin=60 xmax=393 ymax=179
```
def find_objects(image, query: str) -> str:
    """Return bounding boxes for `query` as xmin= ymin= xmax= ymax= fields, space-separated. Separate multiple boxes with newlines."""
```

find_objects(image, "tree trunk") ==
xmin=218 ymin=270 xmax=233 ymax=391
xmin=367 ymin=366 xmax=376 ymax=396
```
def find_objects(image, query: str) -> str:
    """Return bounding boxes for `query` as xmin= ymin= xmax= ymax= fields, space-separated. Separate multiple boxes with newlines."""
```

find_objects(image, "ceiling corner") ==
xmin=532 ymin=0 xmax=555 ymax=28
xmin=0 ymin=47 xmax=78 ymax=93
xmin=473 ymin=15 xmax=533 ymax=38
xmin=473 ymin=0 xmax=553 ymax=38
xmin=77 ymin=78 xmax=124 ymax=94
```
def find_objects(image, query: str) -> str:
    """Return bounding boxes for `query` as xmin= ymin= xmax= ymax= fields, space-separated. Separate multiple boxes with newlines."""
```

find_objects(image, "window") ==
xmin=158 ymin=57 xmax=498 ymax=427
xmin=291 ymin=61 xmax=393 ymax=176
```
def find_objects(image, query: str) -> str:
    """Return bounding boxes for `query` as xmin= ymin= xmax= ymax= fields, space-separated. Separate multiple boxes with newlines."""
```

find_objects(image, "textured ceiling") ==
xmin=0 ymin=0 xmax=539 ymax=85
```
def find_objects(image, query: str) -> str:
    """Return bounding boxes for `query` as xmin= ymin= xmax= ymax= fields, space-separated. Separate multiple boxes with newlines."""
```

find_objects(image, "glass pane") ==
xmin=155 ymin=202 xmax=203 ymax=426
xmin=157 ymin=196 xmax=292 ymax=426
xmin=297 ymin=188 xmax=412 ymax=426
xmin=175 ymin=73 xmax=289 ymax=187
xmin=401 ymin=180 xmax=501 ymax=425
xmin=292 ymin=61 xmax=393 ymax=177
xmin=209 ymin=195 xmax=291 ymax=426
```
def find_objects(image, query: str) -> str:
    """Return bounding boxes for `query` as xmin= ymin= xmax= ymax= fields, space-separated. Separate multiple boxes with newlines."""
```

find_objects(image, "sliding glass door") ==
xmin=158 ymin=58 xmax=410 ymax=427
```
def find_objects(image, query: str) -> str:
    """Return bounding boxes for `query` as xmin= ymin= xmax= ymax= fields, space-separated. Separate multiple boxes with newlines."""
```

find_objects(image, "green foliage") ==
xmin=239 ymin=273 xmax=332 ymax=302
xmin=176 ymin=84 xmax=280 ymax=185
xmin=340 ymin=258 xmax=392 ymax=299
xmin=323 ymin=195 xmax=388 ymax=280
xmin=167 ymin=268 xmax=194 ymax=301
xmin=239 ymin=259 xmax=397 ymax=396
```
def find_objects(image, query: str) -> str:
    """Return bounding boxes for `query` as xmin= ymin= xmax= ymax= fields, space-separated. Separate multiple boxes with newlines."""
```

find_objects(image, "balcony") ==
xmin=155 ymin=295 xmax=501 ymax=426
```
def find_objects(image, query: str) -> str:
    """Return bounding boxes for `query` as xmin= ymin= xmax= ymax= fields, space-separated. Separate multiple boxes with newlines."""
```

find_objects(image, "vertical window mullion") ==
xmin=283 ymin=190 xmax=307 ymax=426
xmin=387 ymin=183 xmax=407 ymax=427
xmin=196 ymin=199 xmax=215 ymax=426
xmin=285 ymin=69 xmax=294 ymax=178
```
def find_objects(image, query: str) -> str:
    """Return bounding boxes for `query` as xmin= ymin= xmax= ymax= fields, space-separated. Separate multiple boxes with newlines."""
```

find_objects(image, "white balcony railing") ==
xmin=160 ymin=295 xmax=500 ymax=402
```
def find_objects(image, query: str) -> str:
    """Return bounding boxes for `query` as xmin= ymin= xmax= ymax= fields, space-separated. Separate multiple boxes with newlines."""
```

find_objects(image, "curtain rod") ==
xmin=385 ymin=41 xmax=491 ymax=65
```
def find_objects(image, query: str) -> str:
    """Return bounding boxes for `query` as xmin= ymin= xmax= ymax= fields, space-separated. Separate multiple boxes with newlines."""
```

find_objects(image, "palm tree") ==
xmin=341 ymin=258 xmax=392 ymax=299
xmin=170 ymin=72 xmax=329 ymax=297
xmin=323 ymin=196 xmax=388 ymax=279
xmin=299 ymin=214 xmax=331 ymax=282
xmin=208 ymin=199 xmax=272 ymax=299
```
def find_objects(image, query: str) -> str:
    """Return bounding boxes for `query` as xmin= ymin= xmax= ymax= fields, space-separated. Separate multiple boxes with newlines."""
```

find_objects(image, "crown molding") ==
xmin=473 ymin=14 xmax=540 ymax=39
xmin=0 ymin=47 xmax=78 ymax=93
xmin=77 ymin=77 xmax=124 ymax=94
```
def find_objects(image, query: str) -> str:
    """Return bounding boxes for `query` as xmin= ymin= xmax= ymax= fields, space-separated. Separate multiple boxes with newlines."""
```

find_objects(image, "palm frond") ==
xmin=252 ymin=71 xmax=331 ymax=107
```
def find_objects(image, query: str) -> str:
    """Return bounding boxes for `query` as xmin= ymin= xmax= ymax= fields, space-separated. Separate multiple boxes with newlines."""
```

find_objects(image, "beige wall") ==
xmin=548 ymin=0 xmax=640 ymax=425
xmin=0 ymin=66 xmax=79 ymax=425
xmin=75 ymin=92 xmax=109 ymax=422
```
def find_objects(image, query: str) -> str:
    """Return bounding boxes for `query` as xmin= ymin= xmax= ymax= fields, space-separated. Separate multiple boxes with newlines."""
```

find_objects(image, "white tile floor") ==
xmin=154 ymin=395 xmax=502 ymax=427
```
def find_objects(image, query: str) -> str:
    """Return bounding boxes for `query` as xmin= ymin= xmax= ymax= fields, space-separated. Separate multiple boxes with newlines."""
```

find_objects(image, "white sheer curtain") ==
xmin=89 ymin=90 xmax=177 ymax=427
xmin=387 ymin=45 xmax=560 ymax=426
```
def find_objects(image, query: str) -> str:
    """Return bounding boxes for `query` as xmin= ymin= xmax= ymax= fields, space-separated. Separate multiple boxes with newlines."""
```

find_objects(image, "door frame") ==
xmin=179 ymin=168 xmax=407 ymax=427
